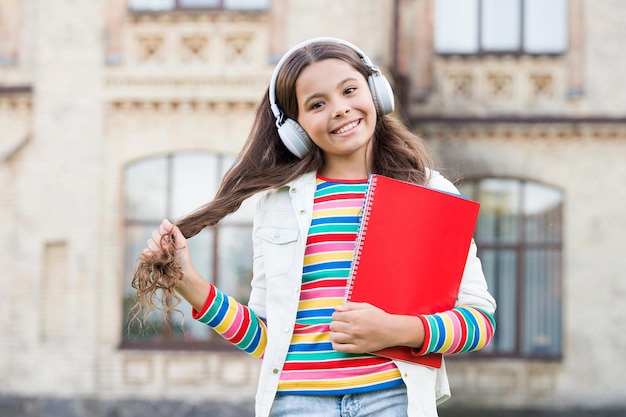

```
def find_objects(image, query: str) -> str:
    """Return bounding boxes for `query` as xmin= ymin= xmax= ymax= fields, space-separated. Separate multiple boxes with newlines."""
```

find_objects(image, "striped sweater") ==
xmin=192 ymin=176 xmax=495 ymax=395
xmin=278 ymin=177 xmax=403 ymax=394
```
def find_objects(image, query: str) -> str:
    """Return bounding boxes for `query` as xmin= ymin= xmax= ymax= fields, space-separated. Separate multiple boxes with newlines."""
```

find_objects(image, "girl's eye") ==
xmin=310 ymin=101 xmax=324 ymax=110
xmin=344 ymin=87 xmax=356 ymax=95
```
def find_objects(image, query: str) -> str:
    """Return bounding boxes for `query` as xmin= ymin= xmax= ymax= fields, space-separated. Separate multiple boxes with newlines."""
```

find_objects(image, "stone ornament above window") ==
xmin=181 ymin=34 xmax=209 ymax=63
xmin=133 ymin=32 xmax=255 ymax=66
xmin=137 ymin=35 xmax=165 ymax=63
xmin=430 ymin=56 xmax=566 ymax=114
xmin=486 ymin=73 xmax=514 ymax=100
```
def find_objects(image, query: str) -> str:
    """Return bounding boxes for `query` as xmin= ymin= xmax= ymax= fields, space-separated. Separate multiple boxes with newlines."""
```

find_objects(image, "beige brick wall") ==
xmin=584 ymin=0 xmax=626 ymax=113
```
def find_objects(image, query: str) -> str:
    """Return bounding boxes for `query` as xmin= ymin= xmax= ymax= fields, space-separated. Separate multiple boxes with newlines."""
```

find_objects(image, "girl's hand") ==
xmin=143 ymin=219 xmax=194 ymax=279
xmin=329 ymin=302 xmax=425 ymax=354
xmin=142 ymin=219 xmax=211 ymax=310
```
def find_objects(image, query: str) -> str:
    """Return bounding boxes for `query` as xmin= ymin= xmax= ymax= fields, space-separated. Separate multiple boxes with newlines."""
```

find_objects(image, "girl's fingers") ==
xmin=144 ymin=224 xmax=168 ymax=256
xmin=151 ymin=228 xmax=162 ymax=244
xmin=146 ymin=238 xmax=159 ymax=252
xmin=142 ymin=220 xmax=180 ymax=258
xmin=166 ymin=221 xmax=185 ymax=244
xmin=143 ymin=243 xmax=157 ymax=258
xmin=142 ymin=239 xmax=159 ymax=259
xmin=160 ymin=219 xmax=173 ymax=235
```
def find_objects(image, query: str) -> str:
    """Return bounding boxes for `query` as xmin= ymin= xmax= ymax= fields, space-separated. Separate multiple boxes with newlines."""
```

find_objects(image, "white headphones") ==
xmin=268 ymin=37 xmax=395 ymax=158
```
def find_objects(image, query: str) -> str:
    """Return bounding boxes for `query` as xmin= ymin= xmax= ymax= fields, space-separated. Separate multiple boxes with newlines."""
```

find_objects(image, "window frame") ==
xmin=458 ymin=177 xmax=564 ymax=360
xmin=434 ymin=0 xmax=569 ymax=57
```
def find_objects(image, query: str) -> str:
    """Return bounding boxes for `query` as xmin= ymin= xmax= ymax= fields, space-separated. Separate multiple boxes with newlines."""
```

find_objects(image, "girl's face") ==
xmin=295 ymin=58 xmax=377 ymax=177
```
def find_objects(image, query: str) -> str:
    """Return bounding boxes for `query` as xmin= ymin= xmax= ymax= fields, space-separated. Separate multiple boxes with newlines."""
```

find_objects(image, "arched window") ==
xmin=458 ymin=178 xmax=563 ymax=358
xmin=122 ymin=152 xmax=258 ymax=349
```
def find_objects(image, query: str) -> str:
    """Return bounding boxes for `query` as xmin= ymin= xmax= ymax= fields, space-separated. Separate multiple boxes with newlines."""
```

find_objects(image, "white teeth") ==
xmin=333 ymin=120 xmax=359 ymax=134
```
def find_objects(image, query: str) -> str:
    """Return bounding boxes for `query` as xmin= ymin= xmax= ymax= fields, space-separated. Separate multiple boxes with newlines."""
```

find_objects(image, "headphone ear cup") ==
xmin=277 ymin=118 xmax=313 ymax=159
xmin=368 ymin=74 xmax=395 ymax=115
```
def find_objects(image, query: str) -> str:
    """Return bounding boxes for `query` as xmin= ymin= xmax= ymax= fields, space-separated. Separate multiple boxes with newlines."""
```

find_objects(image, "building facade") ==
xmin=1 ymin=0 xmax=625 ymax=416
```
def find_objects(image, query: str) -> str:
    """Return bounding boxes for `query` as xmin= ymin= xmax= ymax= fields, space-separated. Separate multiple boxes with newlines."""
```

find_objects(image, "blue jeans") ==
xmin=269 ymin=385 xmax=408 ymax=417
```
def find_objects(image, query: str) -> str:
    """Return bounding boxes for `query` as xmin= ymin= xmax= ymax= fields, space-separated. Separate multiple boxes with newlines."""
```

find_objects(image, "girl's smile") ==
xmin=331 ymin=118 xmax=362 ymax=135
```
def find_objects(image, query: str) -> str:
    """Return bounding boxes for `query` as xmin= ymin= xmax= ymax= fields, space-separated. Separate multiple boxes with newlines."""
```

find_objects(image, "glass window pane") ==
xmin=180 ymin=0 xmax=220 ymax=7
xmin=476 ymin=179 xmax=521 ymax=244
xmin=456 ymin=182 xmax=475 ymax=200
xmin=171 ymin=153 xmax=219 ymax=221
xmin=434 ymin=0 xmax=479 ymax=53
xmin=524 ymin=0 xmax=568 ymax=53
xmin=167 ymin=229 xmax=215 ymax=343
xmin=176 ymin=297 xmax=213 ymax=341
xmin=482 ymin=0 xmax=521 ymax=51
xmin=224 ymin=0 xmax=270 ymax=9
xmin=217 ymin=225 xmax=254 ymax=305
xmin=480 ymin=249 xmax=517 ymax=354
xmin=124 ymin=227 xmax=216 ymax=343
xmin=222 ymin=194 xmax=262 ymax=224
xmin=124 ymin=289 xmax=169 ymax=341
xmin=188 ymin=227 xmax=215 ymax=284
xmin=128 ymin=0 xmax=175 ymax=10
xmin=219 ymin=156 xmax=261 ymax=223
xmin=124 ymin=224 xmax=158 ymax=281
xmin=523 ymin=182 xmax=563 ymax=243
xmin=218 ymin=154 xmax=236 ymax=181
xmin=123 ymin=224 xmax=168 ymax=341
xmin=125 ymin=157 xmax=168 ymax=221
xmin=523 ymin=249 xmax=562 ymax=356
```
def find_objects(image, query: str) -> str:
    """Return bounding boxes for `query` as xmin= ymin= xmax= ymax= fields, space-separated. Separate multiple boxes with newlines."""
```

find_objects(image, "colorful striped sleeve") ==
xmin=414 ymin=306 xmax=496 ymax=355
xmin=191 ymin=284 xmax=267 ymax=359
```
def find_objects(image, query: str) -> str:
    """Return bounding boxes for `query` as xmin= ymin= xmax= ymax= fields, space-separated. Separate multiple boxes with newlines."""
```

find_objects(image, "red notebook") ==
xmin=345 ymin=174 xmax=480 ymax=368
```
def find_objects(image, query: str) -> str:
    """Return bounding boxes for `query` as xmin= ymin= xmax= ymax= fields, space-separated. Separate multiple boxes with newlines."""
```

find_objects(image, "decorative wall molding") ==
xmin=105 ymin=100 xmax=258 ymax=113
xmin=105 ymin=7 xmax=268 ymax=67
xmin=395 ymin=0 xmax=586 ymax=117
xmin=0 ymin=90 xmax=31 ymax=108
xmin=413 ymin=56 xmax=570 ymax=116
xmin=415 ymin=122 xmax=626 ymax=142
xmin=105 ymin=12 xmax=271 ymax=104
xmin=0 ymin=92 xmax=32 ymax=163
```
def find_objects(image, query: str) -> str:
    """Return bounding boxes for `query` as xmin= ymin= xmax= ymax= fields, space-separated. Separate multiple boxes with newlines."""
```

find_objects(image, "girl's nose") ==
xmin=333 ymin=104 xmax=350 ymax=117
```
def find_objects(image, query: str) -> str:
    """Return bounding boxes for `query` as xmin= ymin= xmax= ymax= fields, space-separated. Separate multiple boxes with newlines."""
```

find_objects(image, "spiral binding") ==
xmin=345 ymin=174 xmax=379 ymax=300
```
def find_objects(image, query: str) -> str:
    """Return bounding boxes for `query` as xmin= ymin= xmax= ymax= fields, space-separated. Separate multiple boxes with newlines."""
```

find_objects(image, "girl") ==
xmin=134 ymin=38 xmax=496 ymax=417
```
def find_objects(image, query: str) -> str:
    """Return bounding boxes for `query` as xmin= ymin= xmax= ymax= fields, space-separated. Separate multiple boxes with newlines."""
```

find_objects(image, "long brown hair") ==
xmin=131 ymin=40 xmax=433 ymax=321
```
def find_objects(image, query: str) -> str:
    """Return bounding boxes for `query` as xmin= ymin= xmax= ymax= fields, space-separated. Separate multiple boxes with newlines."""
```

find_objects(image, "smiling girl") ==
xmin=133 ymin=38 xmax=496 ymax=417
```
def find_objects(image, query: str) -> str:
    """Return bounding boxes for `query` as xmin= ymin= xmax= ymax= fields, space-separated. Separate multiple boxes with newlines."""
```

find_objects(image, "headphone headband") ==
xmin=269 ymin=37 xmax=381 ymax=121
